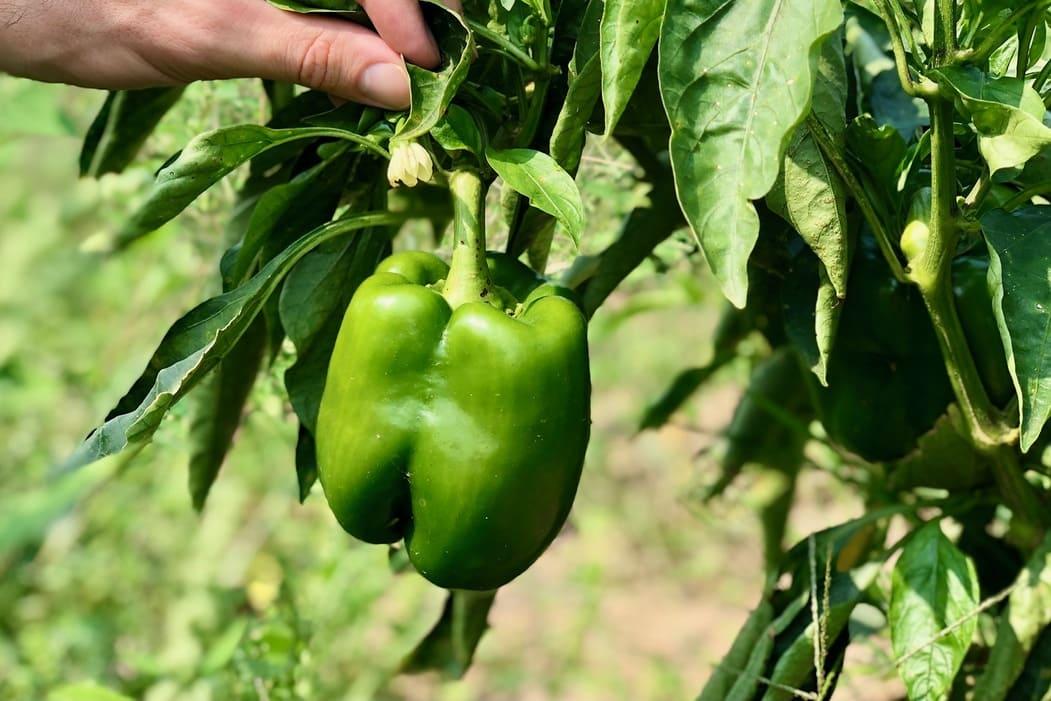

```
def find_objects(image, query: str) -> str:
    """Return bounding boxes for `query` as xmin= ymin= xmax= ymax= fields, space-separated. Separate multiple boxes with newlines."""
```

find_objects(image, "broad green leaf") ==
xmin=119 ymin=125 xmax=384 ymax=248
xmin=80 ymin=88 xmax=185 ymax=177
xmin=187 ymin=317 xmax=267 ymax=511
xmin=768 ymin=33 xmax=850 ymax=300
xmin=934 ymin=66 xmax=1051 ymax=174
xmin=486 ymin=148 xmax=585 ymax=244
xmin=400 ymin=589 xmax=497 ymax=679
xmin=698 ymin=601 xmax=775 ymax=701
xmin=394 ymin=2 xmax=474 ymax=142
xmin=982 ymin=206 xmax=1051 ymax=452
xmin=63 ymin=213 xmax=403 ymax=472
xmin=599 ymin=0 xmax=665 ymax=135
xmin=659 ymin=0 xmax=843 ymax=307
xmin=889 ymin=523 xmax=979 ymax=701
xmin=762 ymin=563 xmax=881 ymax=701
xmin=431 ymin=105 xmax=484 ymax=156
xmin=973 ymin=532 xmax=1051 ymax=701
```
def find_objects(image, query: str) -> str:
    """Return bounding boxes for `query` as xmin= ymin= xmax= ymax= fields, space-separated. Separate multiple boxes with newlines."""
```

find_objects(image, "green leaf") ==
xmin=229 ymin=149 xmax=355 ymax=285
xmin=762 ymin=563 xmax=881 ymax=701
xmin=889 ymin=523 xmax=979 ymax=701
xmin=431 ymin=105 xmax=484 ymax=156
xmin=486 ymin=148 xmax=585 ymax=244
xmin=767 ymin=33 xmax=850 ymax=300
xmin=973 ymin=532 xmax=1051 ymax=701
xmin=550 ymin=0 xmax=604 ymax=175
xmin=400 ymin=589 xmax=497 ymax=680
xmin=282 ymin=231 xmax=391 ymax=433
xmin=395 ymin=2 xmax=474 ymax=143
xmin=782 ymin=248 xmax=842 ymax=386
xmin=934 ymin=66 xmax=1051 ymax=174
xmin=47 ymin=683 xmax=134 ymax=701
xmin=599 ymin=0 xmax=665 ymax=135
xmin=268 ymin=0 xmax=366 ymax=16
xmin=187 ymin=317 xmax=267 ymax=511
xmin=659 ymin=0 xmax=843 ymax=307
xmin=982 ymin=206 xmax=1051 ymax=452
xmin=79 ymin=88 xmax=185 ymax=177
xmin=63 ymin=212 xmax=403 ymax=472
xmin=118 ymin=125 xmax=383 ymax=248
xmin=698 ymin=601 xmax=775 ymax=700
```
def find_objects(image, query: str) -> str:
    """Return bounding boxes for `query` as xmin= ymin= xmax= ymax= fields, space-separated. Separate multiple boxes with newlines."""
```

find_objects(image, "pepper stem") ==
xmin=443 ymin=170 xmax=494 ymax=309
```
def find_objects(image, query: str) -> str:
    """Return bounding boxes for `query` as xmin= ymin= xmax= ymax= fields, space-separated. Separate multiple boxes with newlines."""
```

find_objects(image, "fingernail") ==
xmin=360 ymin=62 xmax=410 ymax=110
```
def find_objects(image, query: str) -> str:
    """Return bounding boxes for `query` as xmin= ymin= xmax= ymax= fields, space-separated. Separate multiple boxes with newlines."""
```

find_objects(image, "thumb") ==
xmin=186 ymin=1 xmax=413 ymax=109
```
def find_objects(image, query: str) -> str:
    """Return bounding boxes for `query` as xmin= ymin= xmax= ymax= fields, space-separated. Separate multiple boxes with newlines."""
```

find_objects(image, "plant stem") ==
xmin=1018 ymin=9 xmax=1042 ymax=79
xmin=958 ymin=0 xmax=1051 ymax=64
xmin=874 ymin=0 xmax=935 ymax=97
xmin=806 ymin=115 xmax=908 ymax=283
xmin=935 ymin=0 xmax=958 ymax=58
xmin=919 ymin=88 xmax=1045 ymax=525
xmin=1034 ymin=59 xmax=1051 ymax=93
xmin=466 ymin=19 xmax=548 ymax=73
xmin=443 ymin=170 xmax=494 ymax=308
xmin=1002 ymin=183 xmax=1051 ymax=211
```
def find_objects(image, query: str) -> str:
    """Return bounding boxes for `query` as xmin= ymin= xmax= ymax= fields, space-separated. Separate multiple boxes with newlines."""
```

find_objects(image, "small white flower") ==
xmin=388 ymin=141 xmax=434 ymax=188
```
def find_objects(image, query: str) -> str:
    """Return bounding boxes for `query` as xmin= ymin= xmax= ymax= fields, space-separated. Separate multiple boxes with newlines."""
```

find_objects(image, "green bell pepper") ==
xmin=316 ymin=171 xmax=591 ymax=591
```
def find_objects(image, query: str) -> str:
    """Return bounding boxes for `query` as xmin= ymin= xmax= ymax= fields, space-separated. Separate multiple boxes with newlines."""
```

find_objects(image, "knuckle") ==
xmin=295 ymin=31 xmax=340 ymax=91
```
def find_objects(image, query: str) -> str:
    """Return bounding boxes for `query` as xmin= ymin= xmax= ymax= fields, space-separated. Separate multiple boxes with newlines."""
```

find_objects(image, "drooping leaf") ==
xmin=658 ymin=0 xmax=843 ymax=307
xmin=599 ymin=0 xmax=665 ymax=135
xmin=550 ymin=0 xmax=604 ymax=174
xmin=400 ymin=589 xmax=497 ymax=680
xmin=982 ymin=206 xmax=1051 ymax=452
xmin=934 ymin=66 xmax=1051 ymax=174
xmin=782 ymin=247 xmax=842 ymax=386
xmin=187 ymin=317 xmax=268 ymax=511
xmin=698 ymin=601 xmax=775 ymax=701
xmin=767 ymin=33 xmax=850 ymax=299
xmin=889 ymin=523 xmax=980 ymax=701
xmin=118 ymin=125 xmax=384 ymax=248
xmin=394 ymin=2 xmax=474 ymax=143
xmin=486 ymin=148 xmax=585 ymax=244
xmin=973 ymin=532 xmax=1051 ymax=701
xmin=80 ymin=87 xmax=185 ymax=177
xmin=63 ymin=212 xmax=403 ymax=472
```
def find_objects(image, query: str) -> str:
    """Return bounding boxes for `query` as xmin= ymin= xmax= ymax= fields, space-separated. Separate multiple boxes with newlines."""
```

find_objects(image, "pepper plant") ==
xmin=65 ymin=0 xmax=1051 ymax=697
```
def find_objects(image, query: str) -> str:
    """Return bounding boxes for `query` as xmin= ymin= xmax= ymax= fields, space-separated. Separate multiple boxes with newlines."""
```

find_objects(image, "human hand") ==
xmin=0 ymin=0 xmax=461 ymax=109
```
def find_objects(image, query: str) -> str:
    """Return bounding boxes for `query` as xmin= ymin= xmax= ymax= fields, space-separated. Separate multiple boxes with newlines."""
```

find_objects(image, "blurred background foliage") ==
xmin=0 ymin=79 xmax=878 ymax=701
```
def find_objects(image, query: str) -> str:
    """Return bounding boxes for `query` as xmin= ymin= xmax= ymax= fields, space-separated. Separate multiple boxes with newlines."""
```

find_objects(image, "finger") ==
xmin=357 ymin=0 xmax=440 ymax=68
xmin=149 ymin=0 xmax=412 ymax=109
